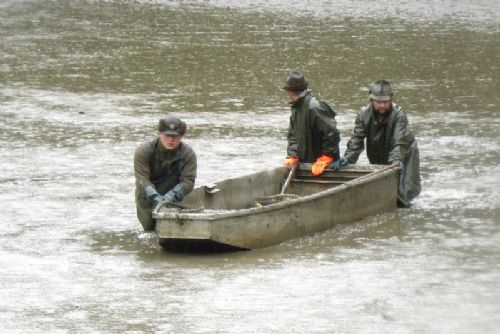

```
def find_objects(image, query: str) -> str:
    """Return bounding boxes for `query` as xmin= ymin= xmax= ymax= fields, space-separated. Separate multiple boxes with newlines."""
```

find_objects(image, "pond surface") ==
xmin=1 ymin=0 xmax=499 ymax=333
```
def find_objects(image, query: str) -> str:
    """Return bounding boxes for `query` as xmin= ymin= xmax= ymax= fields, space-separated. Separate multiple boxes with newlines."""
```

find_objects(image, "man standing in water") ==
xmin=343 ymin=80 xmax=421 ymax=207
xmin=134 ymin=116 xmax=197 ymax=231
xmin=282 ymin=71 xmax=342 ymax=176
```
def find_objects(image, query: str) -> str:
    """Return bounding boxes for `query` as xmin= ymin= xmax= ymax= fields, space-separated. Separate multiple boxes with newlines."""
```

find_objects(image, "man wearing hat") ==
xmin=134 ymin=116 xmax=197 ymax=231
xmin=282 ymin=70 xmax=341 ymax=176
xmin=343 ymin=80 xmax=421 ymax=207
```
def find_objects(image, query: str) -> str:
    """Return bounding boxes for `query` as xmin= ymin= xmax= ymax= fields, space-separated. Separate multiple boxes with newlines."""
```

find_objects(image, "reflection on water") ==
xmin=1 ymin=0 xmax=499 ymax=333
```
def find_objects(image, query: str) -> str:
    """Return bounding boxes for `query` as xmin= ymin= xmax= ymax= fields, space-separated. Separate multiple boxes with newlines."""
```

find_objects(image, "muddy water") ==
xmin=1 ymin=1 xmax=499 ymax=333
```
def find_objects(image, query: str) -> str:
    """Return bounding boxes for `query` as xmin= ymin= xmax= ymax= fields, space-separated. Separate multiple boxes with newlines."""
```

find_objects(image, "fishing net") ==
xmin=159 ymin=202 xmax=205 ymax=213
xmin=254 ymin=193 xmax=300 ymax=207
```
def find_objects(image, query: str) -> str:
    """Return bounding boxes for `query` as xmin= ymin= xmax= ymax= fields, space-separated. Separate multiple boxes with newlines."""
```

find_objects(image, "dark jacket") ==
xmin=287 ymin=93 xmax=340 ymax=162
xmin=344 ymin=103 xmax=421 ymax=206
xmin=134 ymin=139 xmax=197 ymax=231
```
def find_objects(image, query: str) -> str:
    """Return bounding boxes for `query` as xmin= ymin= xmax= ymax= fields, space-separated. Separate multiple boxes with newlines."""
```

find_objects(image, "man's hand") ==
xmin=162 ymin=192 xmax=176 ymax=203
xmin=311 ymin=155 xmax=334 ymax=176
xmin=390 ymin=160 xmax=403 ymax=173
xmin=144 ymin=186 xmax=163 ymax=205
xmin=284 ymin=156 xmax=300 ymax=167
xmin=329 ymin=156 xmax=348 ymax=171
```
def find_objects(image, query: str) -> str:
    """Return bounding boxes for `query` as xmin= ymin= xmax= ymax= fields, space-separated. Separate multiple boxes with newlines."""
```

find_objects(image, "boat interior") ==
xmin=170 ymin=164 xmax=374 ymax=212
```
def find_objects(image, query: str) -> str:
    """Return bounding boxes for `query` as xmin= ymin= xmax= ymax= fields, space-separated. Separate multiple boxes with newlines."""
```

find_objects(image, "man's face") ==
xmin=287 ymin=90 xmax=301 ymax=103
xmin=160 ymin=133 xmax=182 ymax=150
xmin=372 ymin=99 xmax=392 ymax=114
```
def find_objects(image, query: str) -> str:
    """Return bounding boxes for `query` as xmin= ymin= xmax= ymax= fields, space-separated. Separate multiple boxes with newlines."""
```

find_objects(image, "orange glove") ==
xmin=284 ymin=156 xmax=300 ymax=167
xmin=311 ymin=155 xmax=334 ymax=176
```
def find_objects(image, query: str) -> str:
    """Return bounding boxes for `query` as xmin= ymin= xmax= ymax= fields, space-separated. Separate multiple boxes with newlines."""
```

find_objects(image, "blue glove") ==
xmin=145 ymin=184 xmax=184 ymax=206
xmin=328 ymin=156 xmax=348 ymax=171
xmin=164 ymin=184 xmax=184 ymax=202
xmin=144 ymin=186 xmax=163 ymax=206
xmin=162 ymin=192 xmax=176 ymax=203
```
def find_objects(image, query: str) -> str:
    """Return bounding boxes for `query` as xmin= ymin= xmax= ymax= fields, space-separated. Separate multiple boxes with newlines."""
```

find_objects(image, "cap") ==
xmin=158 ymin=116 xmax=187 ymax=136
xmin=368 ymin=80 xmax=394 ymax=101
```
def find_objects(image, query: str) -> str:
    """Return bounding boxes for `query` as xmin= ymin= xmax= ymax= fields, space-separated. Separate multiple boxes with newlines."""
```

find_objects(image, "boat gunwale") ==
xmin=153 ymin=164 xmax=399 ymax=221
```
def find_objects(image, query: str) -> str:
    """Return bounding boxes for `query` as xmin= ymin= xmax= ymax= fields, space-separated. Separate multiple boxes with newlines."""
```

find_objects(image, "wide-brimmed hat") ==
xmin=282 ymin=71 xmax=308 ymax=91
xmin=368 ymin=80 xmax=394 ymax=101
xmin=159 ymin=116 xmax=187 ymax=136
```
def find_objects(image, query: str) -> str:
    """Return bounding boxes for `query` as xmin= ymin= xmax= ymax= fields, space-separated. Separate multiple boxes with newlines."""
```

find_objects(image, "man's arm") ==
xmin=134 ymin=142 xmax=154 ymax=193
xmin=286 ymin=114 xmax=299 ymax=158
xmin=388 ymin=109 xmax=415 ymax=163
xmin=344 ymin=109 xmax=367 ymax=164
xmin=177 ymin=151 xmax=197 ymax=199
xmin=312 ymin=103 xmax=340 ymax=159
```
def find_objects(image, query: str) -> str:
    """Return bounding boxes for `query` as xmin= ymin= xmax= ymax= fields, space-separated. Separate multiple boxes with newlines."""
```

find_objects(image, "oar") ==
xmin=280 ymin=164 xmax=298 ymax=195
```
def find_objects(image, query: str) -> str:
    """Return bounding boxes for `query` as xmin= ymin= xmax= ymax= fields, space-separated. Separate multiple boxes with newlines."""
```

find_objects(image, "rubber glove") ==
xmin=162 ymin=192 xmax=175 ymax=203
xmin=163 ymin=184 xmax=184 ymax=202
xmin=284 ymin=156 xmax=300 ymax=167
xmin=328 ymin=156 xmax=348 ymax=171
xmin=144 ymin=185 xmax=163 ymax=206
xmin=311 ymin=155 xmax=334 ymax=176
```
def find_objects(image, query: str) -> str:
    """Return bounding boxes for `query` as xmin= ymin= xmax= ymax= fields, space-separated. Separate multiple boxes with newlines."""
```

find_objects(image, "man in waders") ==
xmin=343 ymin=80 xmax=421 ymax=207
xmin=134 ymin=116 xmax=197 ymax=231
xmin=282 ymin=71 xmax=342 ymax=176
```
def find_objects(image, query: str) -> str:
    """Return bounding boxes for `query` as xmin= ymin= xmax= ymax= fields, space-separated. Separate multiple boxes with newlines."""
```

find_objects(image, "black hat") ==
xmin=282 ymin=71 xmax=308 ymax=91
xmin=159 ymin=116 xmax=187 ymax=136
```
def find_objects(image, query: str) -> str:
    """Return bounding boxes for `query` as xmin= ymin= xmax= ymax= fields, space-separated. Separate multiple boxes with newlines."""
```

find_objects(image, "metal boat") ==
xmin=153 ymin=164 xmax=399 ymax=251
